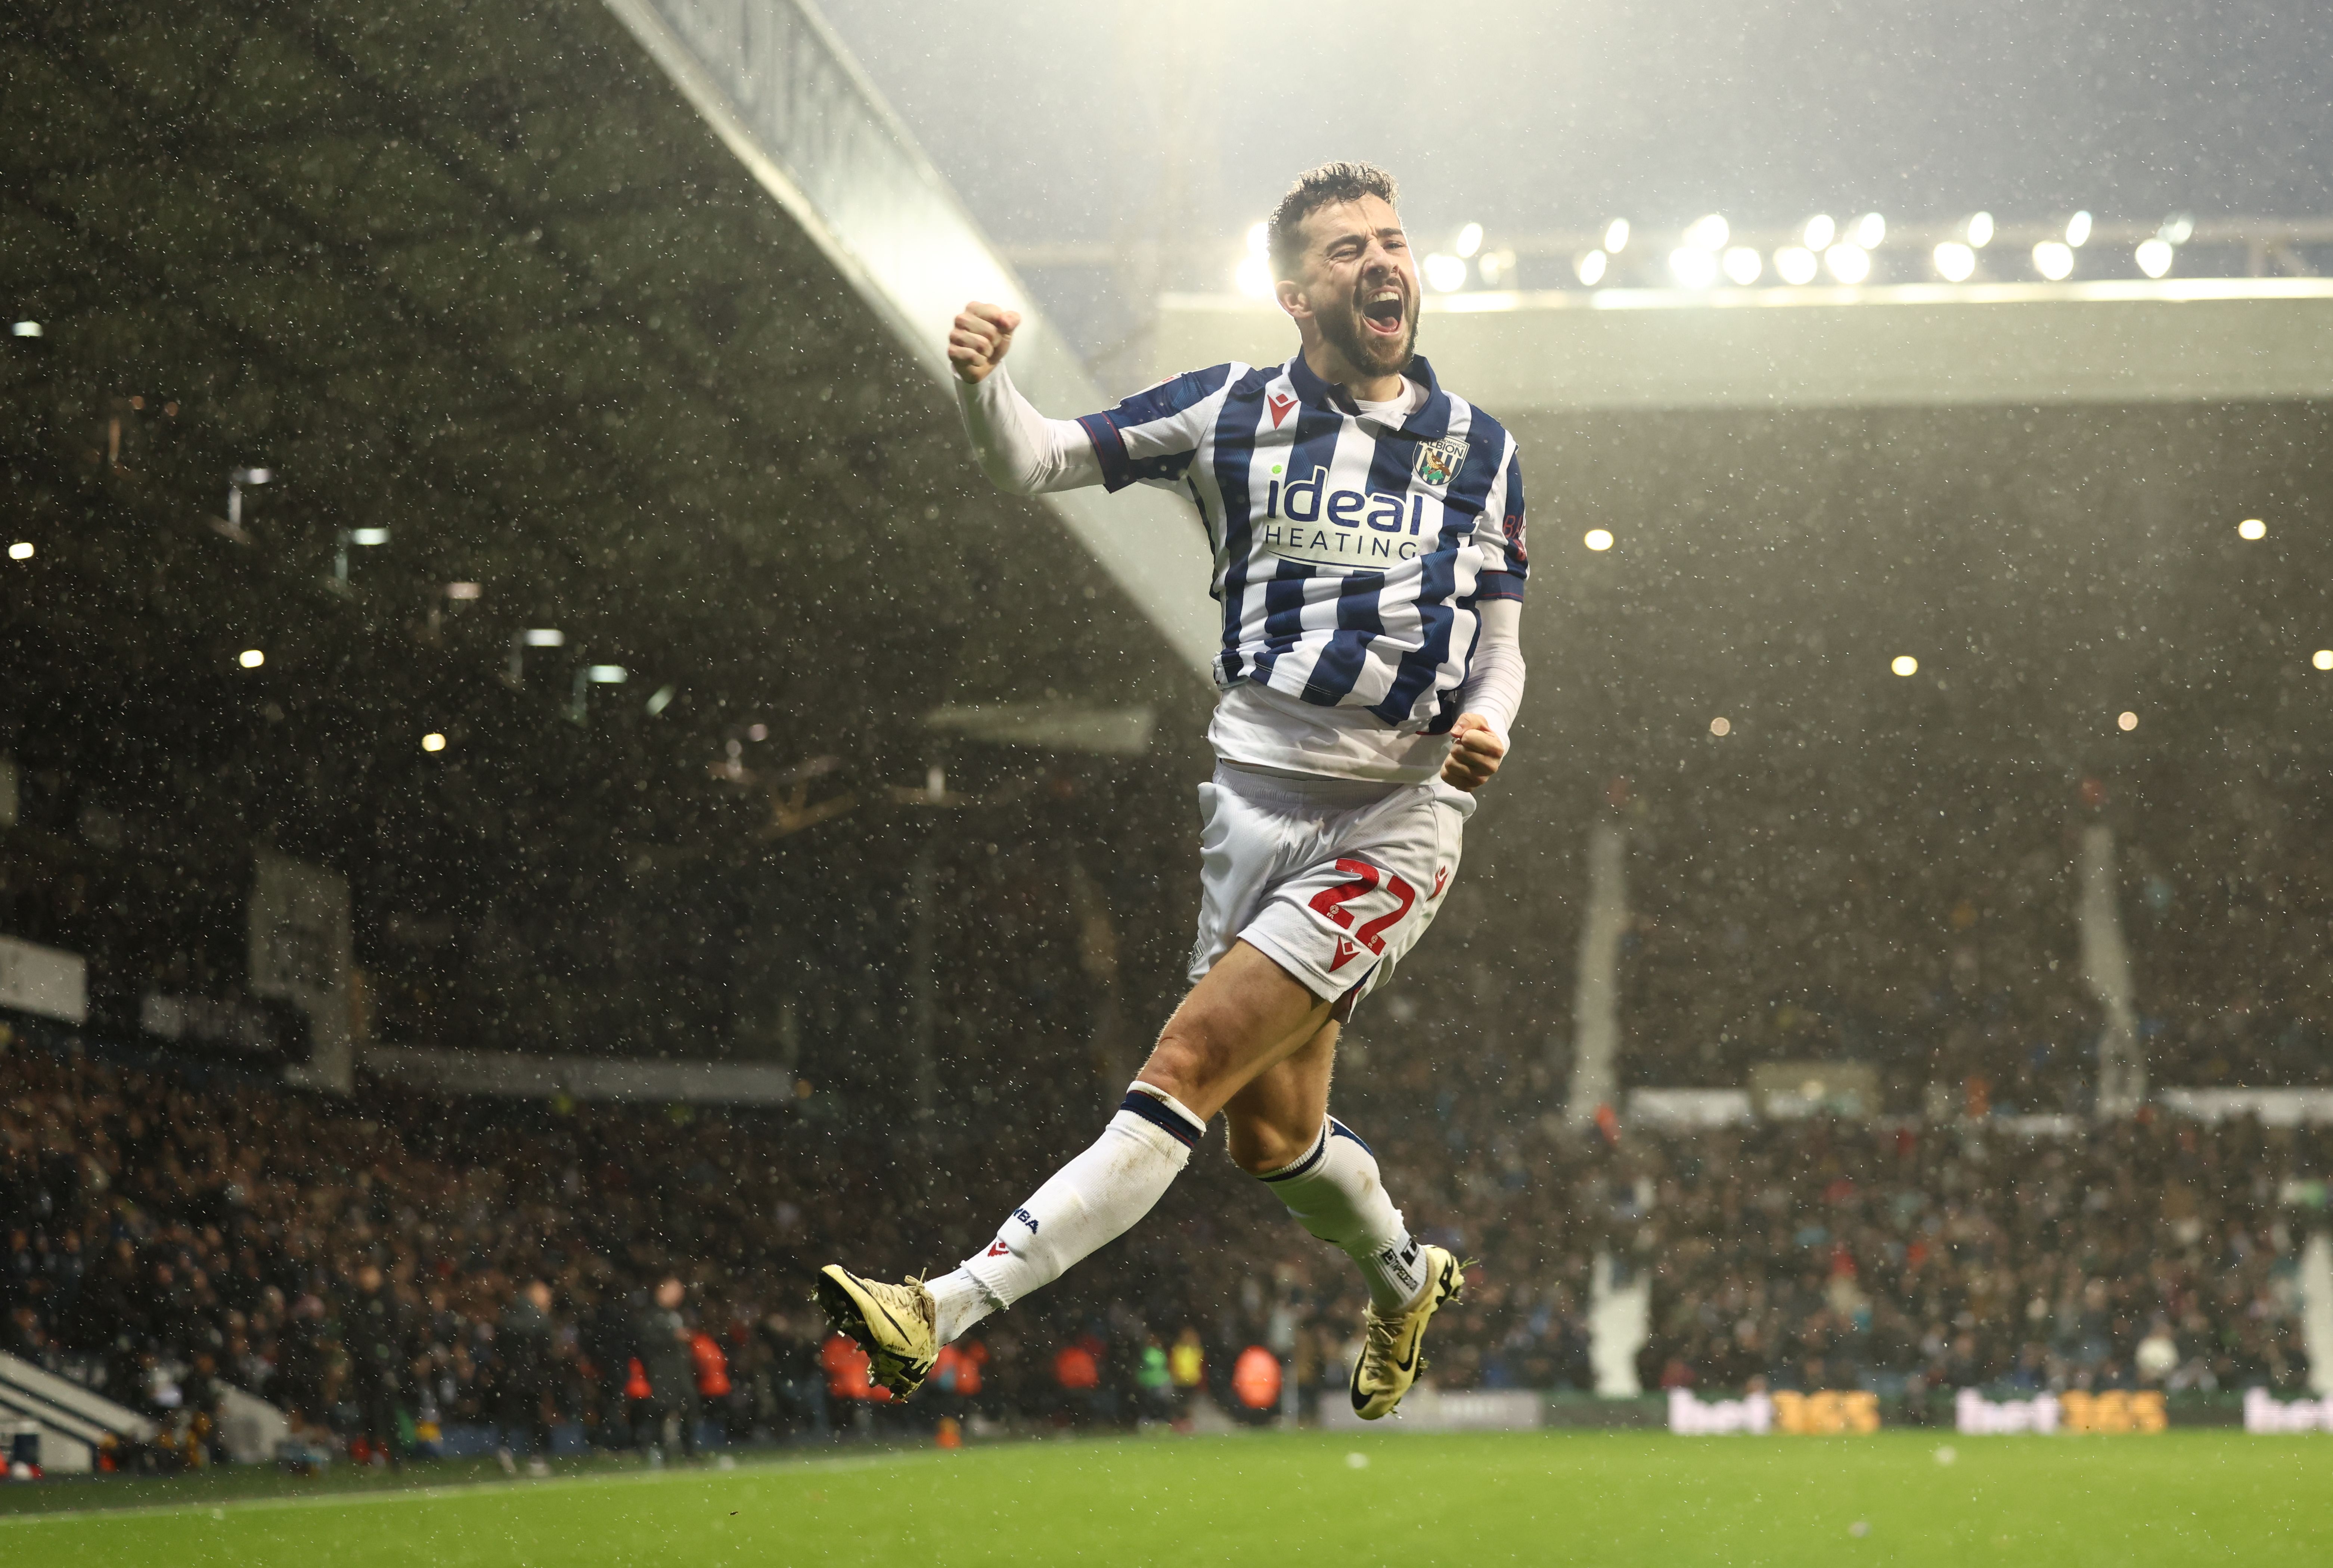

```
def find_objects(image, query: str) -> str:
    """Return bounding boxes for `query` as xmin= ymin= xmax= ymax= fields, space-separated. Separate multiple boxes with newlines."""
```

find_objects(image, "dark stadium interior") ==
xmin=4 ymin=0 xmax=2332 ymax=1482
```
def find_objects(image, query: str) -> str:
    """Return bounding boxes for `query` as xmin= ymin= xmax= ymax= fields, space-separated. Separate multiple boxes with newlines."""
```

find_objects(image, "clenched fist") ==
xmin=1441 ymin=713 xmax=1507 ymax=792
xmin=948 ymin=302 xmax=1021 ymax=384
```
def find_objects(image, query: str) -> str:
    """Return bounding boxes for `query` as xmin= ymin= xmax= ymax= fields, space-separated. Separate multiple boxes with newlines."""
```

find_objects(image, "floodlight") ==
xmin=1246 ymin=222 xmax=1267 ymax=258
xmin=11 ymin=322 xmax=40 ymax=338
xmin=1575 ymin=249 xmax=1608 ymax=286
xmin=1234 ymin=254 xmax=1272 ymax=298
xmin=422 ymin=733 xmax=447 ymax=752
xmin=1423 ymin=253 xmax=1468 ymax=292
xmin=645 ymin=684 xmax=677 ymax=716
xmin=2238 ymin=518 xmax=2266 ymax=540
xmin=1604 ymin=218 xmax=1630 ymax=253
xmin=523 ymin=628 xmax=565 ymax=646
xmin=2032 ymin=241 xmax=2075 ymax=280
xmin=1722 ymin=247 xmax=1762 ymax=285
xmin=1583 ymin=529 xmax=1614 ymax=552
xmin=1824 ymin=243 xmax=1871 ymax=284
xmin=1891 ymin=655 xmax=1919 ymax=677
xmin=589 ymin=665 xmax=628 ymax=684
xmin=1684 ymin=214 xmax=1728 ymax=251
xmin=1668 ymin=248 xmax=1718 ymax=289
xmin=349 ymin=527 xmax=389 ymax=546
xmin=2314 ymin=651 xmax=2333 ymax=672
xmin=2159 ymin=214 xmax=2194 ymax=245
xmin=1802 ymin=214 xmax=1836 ymax=251
xmin=1774 ymin=247 xmax=1818 ymax=285
xmin=7 ymin=542 xmax=31 ymax=561
xmin=239 ymin=649 xmax=265 ymax=668
xmin=1966 ymin=212 xmax=1994 ymax=248
xmin=2065 ymin=211 xmax=2092 ymax=248
xmin=1455 ymin=223 xmax=1484 ymax=260
xmin=1933 ymin=242 xmax=1976 ymax=282
xmin=446 ymin=581 xmax=483 ymax=600
xmin=1854 ymin=212 xmax=1886 ymax=248
xmin=2135 ymin=239 xmax=2173 ymax=278
xmin=232 ymin=467 xmax=272 ymax=485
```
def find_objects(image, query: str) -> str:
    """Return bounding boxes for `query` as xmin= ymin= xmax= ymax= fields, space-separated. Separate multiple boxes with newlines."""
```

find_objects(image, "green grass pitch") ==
xmin=3 ymin=1430 xmax=2326 ymax=1566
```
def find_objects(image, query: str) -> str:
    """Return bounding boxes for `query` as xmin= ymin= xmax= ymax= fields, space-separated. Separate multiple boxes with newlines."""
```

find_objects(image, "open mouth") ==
xmin=1361 ymin=286 xmax=1406 ymax=335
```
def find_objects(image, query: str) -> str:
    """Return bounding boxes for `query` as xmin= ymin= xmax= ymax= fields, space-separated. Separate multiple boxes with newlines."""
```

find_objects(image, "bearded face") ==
xmin=1318 ymin=267 xmax=1417 ymax=379
xmin=1286 ymin=195 xmax=1419 ymax=385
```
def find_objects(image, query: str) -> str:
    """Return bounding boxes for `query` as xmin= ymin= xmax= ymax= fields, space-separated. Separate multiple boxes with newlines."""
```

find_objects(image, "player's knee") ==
xmin=1224 ymin=1118 xmax=1308 ymax=1176
xmin=1142 ymin=1016 xmax=1237 ymax=1104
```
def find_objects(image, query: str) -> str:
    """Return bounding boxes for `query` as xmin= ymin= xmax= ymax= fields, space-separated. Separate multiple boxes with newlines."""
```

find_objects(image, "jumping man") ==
xmin=819 ymin=162 xmax=1527 ymax=1421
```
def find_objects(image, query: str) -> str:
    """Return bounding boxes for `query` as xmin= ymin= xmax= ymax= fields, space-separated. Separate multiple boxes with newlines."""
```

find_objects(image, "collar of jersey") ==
xmin=1282 ymin=353 xmax=1453 ymax=441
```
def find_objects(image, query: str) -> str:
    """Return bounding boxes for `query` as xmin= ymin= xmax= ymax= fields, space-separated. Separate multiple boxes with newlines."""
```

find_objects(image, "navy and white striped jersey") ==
xmin=1074 ymin=354 xmax=1526 ymax=734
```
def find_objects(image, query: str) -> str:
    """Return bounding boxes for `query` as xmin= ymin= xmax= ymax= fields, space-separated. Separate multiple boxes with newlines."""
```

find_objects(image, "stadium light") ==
xmin=1583 ymin=528 xmax=1614 ymax=551
xmin=1575 ymin=249 xmax=1609 ymax=286
xmin=2160 ymin=214 xmax=2195 ymax=245
xmin=1603 ymin=218 xmax=1630 ymax=253
xmin=1933 ymin=242 xmax=1976 ymax=282
xmin=1423 ymin=253 xmax=1468 ymax=292
xmin=422 ymin=732 xmax=447 ymax=752
xmin=11 ymin=321 xmax=40 ymax=338
xmin=349 ymin=527 xmax=389 ymax=546
xmin=1722 ymin=247 xmax=1762 ymax=285
xmin=1891 ymin=655 xmax=1919 ymax=677
xmin=2032 ymin=241 xmax=2075 ymax=280
xmin=7 ymin=541 xmax=31 ymax=561
xmin=1824 ymin=243 xmax=1871 ymax=284
xmin=1854 ymin=212 xmax=1886 ymax=248
xmin=2116 ymin=710 xmax=2138 ymax=732
xmin=1966 ymin=212 xmax=1995 ymax=248
xmin=1235 ymin=221 xmax=1272 ymax=296
xmin=2065 ymin=210 xmax=2093 ymax=248
xmin=1774 ymin=246 xmax=1818 ymax=285
xmin=523 ymin=628 xmax=565 ymax=646
xmin=2314 ymin=650 xmax=2333 ymax=671
xmin=1455 ymin=223 xmax=1484 ymax=260
xmin=1668 ymin=247 xmax=1719 ymax=288
xmin=1684 ymin=214 xmax=1728 ymax=251
xmin=1802 ymin=214 xmax=1836 ymax=251
xmin=238 ymin=649 xmax=264 ymax=668
xmin=2239 ymin=518 xmax=2266 ymax=540
xmin=588 ymin=665 xmax=628 ymax=684
xmin=446 ymin=581 xmax=483 ymax=600
xmin=226 ymin=465 xmax=272 ymax=531
xmin=2135 ymin=238 xmax=2174 ymax=278
xmin=645 ymin=684 xmax=677 ymax=715
xmin=1709 ymin=716 xmax=1732 ymax=736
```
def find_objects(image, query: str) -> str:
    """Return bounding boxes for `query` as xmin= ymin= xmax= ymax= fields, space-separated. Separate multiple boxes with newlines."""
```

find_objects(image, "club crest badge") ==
xmin=1413 ymin=436 xmax=1466 ymax=488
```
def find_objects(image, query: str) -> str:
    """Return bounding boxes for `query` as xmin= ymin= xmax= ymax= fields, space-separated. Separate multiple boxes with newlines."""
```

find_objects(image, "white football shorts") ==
xmin=1188 ymin=762 xmax=1474 ymax=1019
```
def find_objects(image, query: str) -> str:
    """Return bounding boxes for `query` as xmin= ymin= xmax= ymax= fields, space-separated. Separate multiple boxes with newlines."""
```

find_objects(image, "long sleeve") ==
xmin=1457 ymin=597 xmax=1526 ymax=741
xmin=955 ymin=365 xmax=1104 ymax=495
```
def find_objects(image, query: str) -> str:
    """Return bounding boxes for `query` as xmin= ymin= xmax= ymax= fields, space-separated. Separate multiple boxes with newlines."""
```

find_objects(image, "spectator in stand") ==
xmin=636 ymin=1276 xmax=698 ymax=1461
xmin=1169 ymin=1326 xmax=1205 ymax=1428
xmin=338 ymin=1261 xmax=408 ymax=1469
xmin=820 ymin=1329 xmax=882 ymax=1437
xmin=496 ymin=1279 xmax=558 ymax=1476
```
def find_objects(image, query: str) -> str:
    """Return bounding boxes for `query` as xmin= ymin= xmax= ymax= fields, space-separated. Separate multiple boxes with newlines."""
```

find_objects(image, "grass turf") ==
xmin=2 ymin=1429 xmax=2325 ymax=1565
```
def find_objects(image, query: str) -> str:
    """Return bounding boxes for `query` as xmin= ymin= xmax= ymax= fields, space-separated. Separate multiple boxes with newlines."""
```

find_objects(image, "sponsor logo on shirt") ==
xmin=1260 ymin=466 xmax=1431 ymax=568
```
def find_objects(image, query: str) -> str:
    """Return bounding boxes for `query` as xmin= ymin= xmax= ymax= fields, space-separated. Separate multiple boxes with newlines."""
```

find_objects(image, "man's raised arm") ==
xmin=950 ymin=301 xmax=1102 ymax=496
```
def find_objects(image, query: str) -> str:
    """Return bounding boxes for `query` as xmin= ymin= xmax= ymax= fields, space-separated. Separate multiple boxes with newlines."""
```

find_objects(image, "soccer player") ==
xmin=819 ymin=162 xmax=1526 ymax=1421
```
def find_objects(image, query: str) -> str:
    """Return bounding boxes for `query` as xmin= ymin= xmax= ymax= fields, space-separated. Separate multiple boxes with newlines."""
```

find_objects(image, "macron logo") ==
xmin=1268 ymin=392 xmax=1297 ymax=428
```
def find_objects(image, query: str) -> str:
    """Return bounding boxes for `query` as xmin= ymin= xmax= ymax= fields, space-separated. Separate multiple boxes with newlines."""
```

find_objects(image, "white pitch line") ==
xmin=0 ymin=1449 xmax=939 ymax=1528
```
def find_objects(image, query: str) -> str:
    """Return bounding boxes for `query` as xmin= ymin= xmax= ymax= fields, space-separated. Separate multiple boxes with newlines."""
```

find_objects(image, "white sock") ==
xmin=934 ymin=1084 xmax=1205 ymax=1339
xmin=1256 ymin=1117 xmax=1425 ymax=1312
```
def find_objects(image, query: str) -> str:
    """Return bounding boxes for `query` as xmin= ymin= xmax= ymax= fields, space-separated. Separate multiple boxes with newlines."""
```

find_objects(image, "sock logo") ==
xmin=1014 ymin=1208 xmax=1040 ymax=1232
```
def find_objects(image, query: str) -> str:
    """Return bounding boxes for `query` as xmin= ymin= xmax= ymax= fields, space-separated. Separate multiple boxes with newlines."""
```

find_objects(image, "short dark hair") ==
xmin=1267 ymin=162 xmax=1400 ymax=280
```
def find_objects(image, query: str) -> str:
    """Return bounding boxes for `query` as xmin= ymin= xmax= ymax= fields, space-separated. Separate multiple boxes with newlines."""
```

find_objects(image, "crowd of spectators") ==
xmin=5 ymin=1009 xmax=2324 ymax=1472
